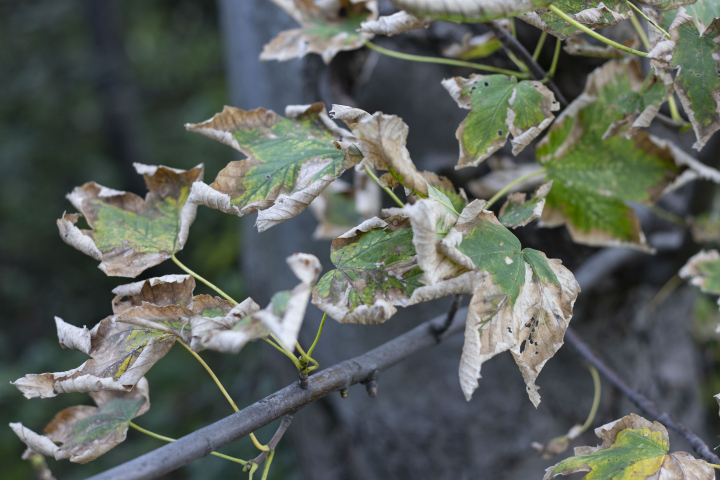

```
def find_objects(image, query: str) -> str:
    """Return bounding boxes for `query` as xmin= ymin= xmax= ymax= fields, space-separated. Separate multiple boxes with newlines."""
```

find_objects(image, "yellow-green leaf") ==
xmin=187 ymin=103 xmax=360 ymax=232
xmin=58 ymin=164 xmax=203 ymax=278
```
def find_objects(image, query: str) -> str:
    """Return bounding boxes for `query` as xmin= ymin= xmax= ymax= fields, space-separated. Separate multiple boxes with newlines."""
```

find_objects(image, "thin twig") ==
xmin=251 ymin=414 xmax=294 ymax=465
xmin=564 ymin=327 xmax=720 ymax=465
xmin=432 ymin=294 xmax=462 ymax=341
xmin=489 ymin=21 xmax=568 ymax=107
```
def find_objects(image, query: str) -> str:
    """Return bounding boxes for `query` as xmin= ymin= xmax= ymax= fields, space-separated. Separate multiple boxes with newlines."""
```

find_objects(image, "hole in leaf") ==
xmin=483 ymin=81 xmax=489 ymax=87
xmin=520 ymin=340 xmax=527 ymax=353
xmin=498 ymin=130 xmax=503 ymax=136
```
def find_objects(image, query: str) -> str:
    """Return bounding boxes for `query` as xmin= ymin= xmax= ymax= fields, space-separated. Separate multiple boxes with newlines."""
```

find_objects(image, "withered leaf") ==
xmin=262 ymin=0 xmax=378 ymax=64
xmin=498 ymin=181 xmax=552 ymax=229
xmin=11 ymin=378 xmax=150 ymax=464
xmin=389 ymin=0 xmax=554 ymax=22
xmin=186 ymin=103 xmax=361 ymax=232
xmin=545 ymin=414 xmax=713 ymax=480
xmin=360 ymin=10 xmax=430 ymax=36
xmin=57 ymin=164 xmax=203 ymax=278
xmin=331 ymin=105 xmax=429 ymax=196
xmin=312 ymin=215 xmax=423 ymax=324
xmin=519 ymin=1 xmax=633 ymax=40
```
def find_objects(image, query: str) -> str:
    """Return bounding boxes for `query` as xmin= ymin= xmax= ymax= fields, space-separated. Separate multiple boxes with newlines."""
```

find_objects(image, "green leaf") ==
xmin=406 ymin=200 xmax=579 ymax=404
xmin=544 ymin=414 xmax=713 ymax=480
xmin=685 ymin=0 xmax=720 ymax=33
xmin=603 ymin=79 xmax=668 ymax=139
xmin=443 ymin=74 xmax=559 ymax=168
xmin=10 ymin=378 xmax=150 ymax=463
xmin=519 ymin=0 xmax=632 ymax=39
xmin=498 ymin=181 xmax=552 ymax=229
xmin=443 ymin=32 xmax=503 ymax=60
xmin=186 ymin=103 xmax=361 ymax=232
xmin=389 ymin=0 xmax=554 ymax=22
xmin=537 ymin=59 xmax=686 ymax=250
xmin=663 ymin=12 xmax=720 ymax=150
xmin=680 ymin=250 xmax=720 ymax=298
xmin=312 ymin=216 xmax=423 ymax=324
xmin=422 ymin=171 xmax=468 ymax=216
xmin=58 ymin=164 xmax=204 ymax=278
xmin=261 ymin=0 xmax=377 ymax=63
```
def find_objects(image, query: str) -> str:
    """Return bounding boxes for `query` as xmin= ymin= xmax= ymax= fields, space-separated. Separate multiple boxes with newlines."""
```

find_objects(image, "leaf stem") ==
xmin=709 ymin=463 xmax=720 ymax=470
xmin=307 ymin=313 xmax=327 ymax=357
xmin=532 ymin=31 xmax=548 ymax=61
xmin=630 ymin=12 xmax=651 ymax=51
xmin=547 ymin=5 xmax=647 ymax=57
xmin=547 ymin=37 xmax=561 ymax=80
xmin=263 ymin=337 xmax=303 ymax=369
xmin=129 ymin=422 xmax=248 ymax=466
xmin=177 ymin=339 xmax=240 ymax=412
xmin=578 ymin=365 xmax=601 ymax=434
xmin=364 ymin=40 xmax=531 ymax=78
xmin=627 ymin=1 xmax=670 ymax=40
xmin=485 ymin=169 xmax=546 ymax=208
xmin=171 ymin=254 xmax=237 ymax=305
xmin=364 ymin=165 xmax=405 ymax=207
xmin=260 ymin=451 xmax=275 ymax=480
xmin=668 ymin=94 xmax=684 ymax=123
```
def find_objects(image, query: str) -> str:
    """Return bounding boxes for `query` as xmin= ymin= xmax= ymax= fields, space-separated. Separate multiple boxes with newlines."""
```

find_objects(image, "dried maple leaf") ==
xmin=545 ymin=414 xmax=713 ymax=480
xmin=498 ymin=181 xmax=552 ymax=229
xmin=360 ymin=10 xmax=430 ymax=36
xmin=409 ymin=200 xmax=579 ymax=404
xmin=192 ymin=253 xmax=321 ymax=352
xmin=57 ymin=164 xmax=203 ymax=278
xmin=680 ymin=250 xmax=720 ymax=307
xmin=518 ymin=1 xmax=633 ymax=40
xmin=442 ymin=74 xmax=559 ymax=168
xmin=312 ymin=215 xmax=423 ymax=324
xmin=11 ymin=378 xmax=150 ymax=463
xmin=12 ymin=276 xmax=241 ymax=398
xmin=389 ymin=0 xmax=554 ymax=22
xmin=309 ymin=169 xmax=381 ymax=240
xmin=186 ymin=103 xmax=361 ymax=232
xmin=648 ymin=7 xmax=720 ymax=150
xmin=331 ymin=105 xmax=429 ymax=197
xmin=261 ymin=0 xmax=378 ymax=64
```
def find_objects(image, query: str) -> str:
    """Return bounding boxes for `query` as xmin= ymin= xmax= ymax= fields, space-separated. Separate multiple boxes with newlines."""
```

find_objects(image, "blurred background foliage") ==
xmin=0 ymin=1 xmax=297 ymax=478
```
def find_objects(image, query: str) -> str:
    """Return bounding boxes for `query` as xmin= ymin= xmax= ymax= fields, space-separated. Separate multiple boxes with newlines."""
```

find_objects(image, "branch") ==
xmin=250 ymin=414 xmax=294 ymax=465
xmin=488 ymin=22 xmax=568 ymax=108
xmin=564 ymin=327 xmax=720 ymax=465
xmin=84 ymin=307 xmax=468 ymax=480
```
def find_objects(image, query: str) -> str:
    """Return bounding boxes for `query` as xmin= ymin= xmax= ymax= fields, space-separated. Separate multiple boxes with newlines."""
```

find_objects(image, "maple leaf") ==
xmin=312 ymin=215 xmax=423 ymax=324
xmin=388 ymin=0 xmax=554 ymax=22
xmin=379 ymin=198 xmax=579 ymax=404
xmin=309 ymin=169 xmax=381 ymax=240
xmin=331 ymin=105 xmax=429 ymax=197
xmin=57 ymin=163 xmax=203 ymax=278
xmin=442 ymin=74 xmax=559 ymax=168
xmin=360 ymin=10 xmax=430 ymax=36
xmin=11 ymin=378 xmax=150 ymax=464
xmin=443 ymin=32 xmax=503 ymax=60
xmin=192 ymin=253 xmax=321 ymax=352
xmin=499 ymin=181 xmax=552 ymax=229
xmin=545 ymin=414 xmax=713 ymax=480
xmin=648 ymin=7 xmax=720 ymax=150
xmin=518 ymin=1 xmax=632 ymax=40
xmin=680 ymin=250 xmax=720 ymax=307
xmin=186 ymin=103 xmax=361 ymax=232
xmin=261 ymin=0 xmax=378 ymax=64
xmin=537 ymin=58 xmax=720 ymax=250
xmin=11 ymin=276 xmax=240 ymax=398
